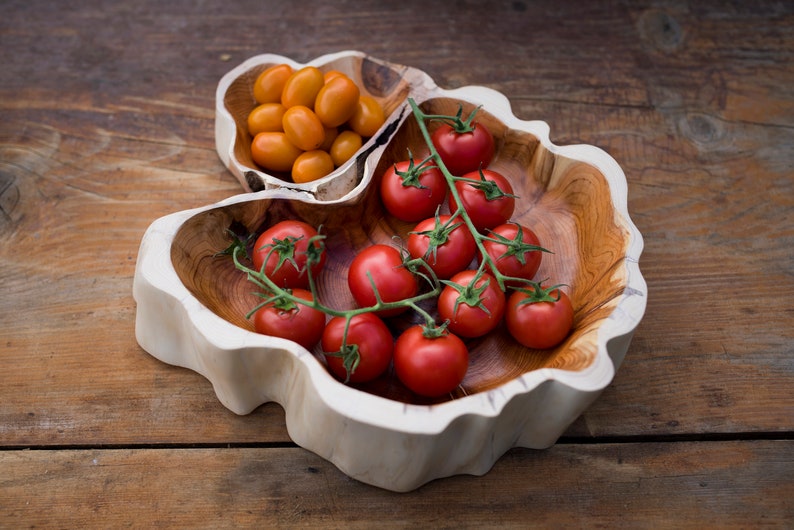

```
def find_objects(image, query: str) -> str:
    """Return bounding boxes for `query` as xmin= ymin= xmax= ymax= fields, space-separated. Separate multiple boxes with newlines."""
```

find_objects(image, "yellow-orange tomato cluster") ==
xmin=248 ymin=64 xmax=386 ymax=184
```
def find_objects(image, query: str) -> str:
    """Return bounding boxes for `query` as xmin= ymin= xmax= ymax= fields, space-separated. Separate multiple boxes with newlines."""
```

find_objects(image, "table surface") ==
xmin=2 ymin=0 xmax=792 ymax=527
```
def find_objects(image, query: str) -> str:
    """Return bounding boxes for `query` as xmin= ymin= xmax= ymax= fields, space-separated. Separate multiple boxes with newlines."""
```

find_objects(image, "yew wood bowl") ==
xmin=215 ymin=50 xmax=434 ymax=200
xmin=134 ymin=57 xmax=646 ymax=491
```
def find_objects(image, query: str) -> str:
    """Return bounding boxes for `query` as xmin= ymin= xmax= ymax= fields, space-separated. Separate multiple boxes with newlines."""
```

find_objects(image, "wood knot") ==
xmin=638 ymin=10 xmax=684 ymax=53
xmin=679 ymin=113 xmax=724 ymax=148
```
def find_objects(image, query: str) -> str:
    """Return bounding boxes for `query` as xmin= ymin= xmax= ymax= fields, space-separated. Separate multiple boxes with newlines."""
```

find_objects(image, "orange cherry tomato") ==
xmin=348 ymin=95 xmax=386 ymax=137
xmin=250 ymin=132 xmax=303 ymax=173
xmin=329 ymin=130 xmax=363 ymax=166
xmin=323 ymin=70 xmax=346 ymax=83
xmin=281 ymin=66 xmax=324 ymax=109
xmin=247 ymin=102 xmax=286 ymax=136
xmin=282 ymin=105 xmax=325 ymax=151
xmin=253 ymin=64 xmax=293 ymax=104
xmin=314 ymin=75 xmax=361 ymax=128
xmin=291 ymin=150 xmax=335 ymax=183
xmin=320 ymin=126 xmax=339 ymax=151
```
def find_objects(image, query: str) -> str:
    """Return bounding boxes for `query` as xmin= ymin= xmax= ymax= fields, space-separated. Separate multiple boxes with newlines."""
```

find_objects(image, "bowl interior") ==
xmin=223 ymin=53 xmax=413 ymax=191
xmin=174 ymin=96 xmax=631 ymax=405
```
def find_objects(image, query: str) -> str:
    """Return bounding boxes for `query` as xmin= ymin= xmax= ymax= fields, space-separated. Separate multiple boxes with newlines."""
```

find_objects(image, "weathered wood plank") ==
xmin=1 ymin=0 xmax=792 ymax=445
xmin=1 ymin=441 xmax=791 ymax=528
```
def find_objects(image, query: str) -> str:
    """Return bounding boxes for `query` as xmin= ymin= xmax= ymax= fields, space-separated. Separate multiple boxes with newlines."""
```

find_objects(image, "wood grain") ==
xmin=1 ymin=0 xmax=792 ymax=524
xmin=1 ymin=442 xmax=791 ymax=528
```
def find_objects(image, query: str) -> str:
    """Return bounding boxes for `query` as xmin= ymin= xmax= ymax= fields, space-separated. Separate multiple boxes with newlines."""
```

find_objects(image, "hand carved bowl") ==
xmin=133 ymin=51 xmax=646 ymax=492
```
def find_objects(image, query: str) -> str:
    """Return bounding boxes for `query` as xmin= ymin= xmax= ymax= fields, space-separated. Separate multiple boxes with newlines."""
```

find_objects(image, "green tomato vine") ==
xmin=225 ymin=97 xmax=556 ymax=381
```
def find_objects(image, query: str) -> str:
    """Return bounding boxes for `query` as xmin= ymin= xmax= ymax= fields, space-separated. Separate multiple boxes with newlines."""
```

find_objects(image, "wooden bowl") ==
xmin=215 ymin=50 xmax=434 ymax=200
xmin=135 ymin=63 xmax=646 ymax=491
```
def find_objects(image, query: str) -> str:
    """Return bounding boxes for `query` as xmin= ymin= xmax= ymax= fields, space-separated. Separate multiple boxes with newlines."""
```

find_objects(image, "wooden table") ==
xmin=2 ymin=0 xmax=792 ymax=527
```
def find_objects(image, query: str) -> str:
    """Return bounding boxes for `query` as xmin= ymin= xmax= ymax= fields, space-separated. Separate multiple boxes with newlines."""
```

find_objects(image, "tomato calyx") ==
xmin=440 ymin=272 xmax=494 ymax=317
xmin=408 ymin=210 xmax=465 ymax=265
xmin=483 ymin=224 xmax=550 ymax=266
xmin=420 ymin=320 xmax=451 ymax=339
xmin=457 ymin=168 xmax=518 ymax=202
xmin=394 ymin=150 xmax=437 ymax=189
xmin=426 ymin=103 xmax=483 ymax=134
xmin=217 ymin=229 xmax=253 ymax=261
xmin=324 ymin=342 xmax=361 ymax=384
xmin=511 ymin=282 xmax=567 ymax=305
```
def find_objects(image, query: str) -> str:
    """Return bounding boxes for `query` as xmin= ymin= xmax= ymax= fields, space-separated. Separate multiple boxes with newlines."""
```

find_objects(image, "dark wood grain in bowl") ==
xmin=173 ymin=96 xmax=631 ymax=406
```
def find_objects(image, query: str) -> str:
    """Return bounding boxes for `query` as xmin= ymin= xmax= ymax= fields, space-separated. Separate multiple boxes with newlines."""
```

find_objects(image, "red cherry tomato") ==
xmin=379 ymin=158 xmax=448 ymax=223
xmin=407 ymin=215 xmax=476 ymax=280
xmin=251 ymin=220 xmax=326 ymax=289
xmin=322 ymin=313 xmax=393 ymax=383
xmin=481 ymin=222 xmax=546 ymax=287
xmin=431 ymin=120 xmax=494 ymax=176
xmin=252 ymin=288 xmax=326 ymax=351
xmin=505 ymin=286 xmax=574 ymax=349
xmin=449 ymin=169 xmax=515 ymax=232
xmin=347 ymin=244 xmax=418 ymax=317
xmin=393 ymin=325 xmax=469 ymax=397
xmin=438 ymin=270 xmax=505 ymax=338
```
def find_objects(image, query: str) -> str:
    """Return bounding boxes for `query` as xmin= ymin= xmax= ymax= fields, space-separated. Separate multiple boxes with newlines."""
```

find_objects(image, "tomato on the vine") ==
xmin=252 ymin=288 xmax=326 ymax=351
xmin=347 ymin=244 xmax=418 ymax=317
xmin=431 ymin=118 xmax=494 ymax=176
xmin=379 ymin=158 xmax=448 ymax=223
xmin=322 ymin=313 xmax=394 ymax=383
xmin=252 ymin=220 xmax=326 ymax=289
xmin=481 ymin=222 xmax=547 ymax=287
xmin=505 ymin=285 xmax=574 ymax=349
xmin=393 ymin=325 xmax=469 ymax=397
xmin=407 ymin=214 xmax=476 ymax=280
xmin=438 ymin=270 xmax=505 ymax=338
xmin=449 ymin=169 xmax=516 ymax=232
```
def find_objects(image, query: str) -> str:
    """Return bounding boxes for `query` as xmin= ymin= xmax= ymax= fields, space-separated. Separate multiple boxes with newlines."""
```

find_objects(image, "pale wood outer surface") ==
xmin=1 ymin=0 xmax=792 ymax=527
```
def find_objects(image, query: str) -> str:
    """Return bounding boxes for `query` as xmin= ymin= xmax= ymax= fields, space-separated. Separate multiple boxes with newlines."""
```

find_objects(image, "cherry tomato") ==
xmin=505 ymin=286 xmax=574 ymax=349
xmin=438 ymin=270 xmax=505 ymax=338
xmin=329 ymin=130 xmax=362 ymax=167
xmin=449 ymin=169 xmax=515 ymax=232
xmin=431 ymin=120 xmax=495 ymax=176
xmin=281 ymin=66 xmax=325 ymax=109
xmin=407 ymin=215 xmax=476 ymax=280
xmin=282 ymin=105 xmax=325 ymax=151
xmin=319 ymin=126 xmax=339 ymax=151
xmin=323 ymin=70 xmax=346 ymax=83
xmin=253 ymin=288 xmax=326 ymax=351
xmin=481 ymin=222 xmax=546 ymax=287
xmin=348 ymin=244 xmax=418 ymax=317
xmin=348 ymin=95 xmax=385 ymax=137
xmin=247 ymin=102 xmax=286 ymax=136
xmin=291 ymin=149 xmax=335 ymax=183
xmin=253 ymin=63 xmax=293 ymax=104
xmin=379 ymin=159 xmax=447 ymax=222
xmin=252 ymin=220 xmax=326 ymax=289
xmin=322 ymin=313 xmax=393 ymax=383
xmin=314 ymin=74 xmax=361 ymax=128
xmin=393 ymin=325 xmax=469 ymax=397
xmin=251 ymin=132 xmax=303 ymax=173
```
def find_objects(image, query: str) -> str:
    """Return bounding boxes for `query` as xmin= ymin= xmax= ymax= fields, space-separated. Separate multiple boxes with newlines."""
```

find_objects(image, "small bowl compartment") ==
xmin=215 ymin=51 xmax=433 ymax=200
